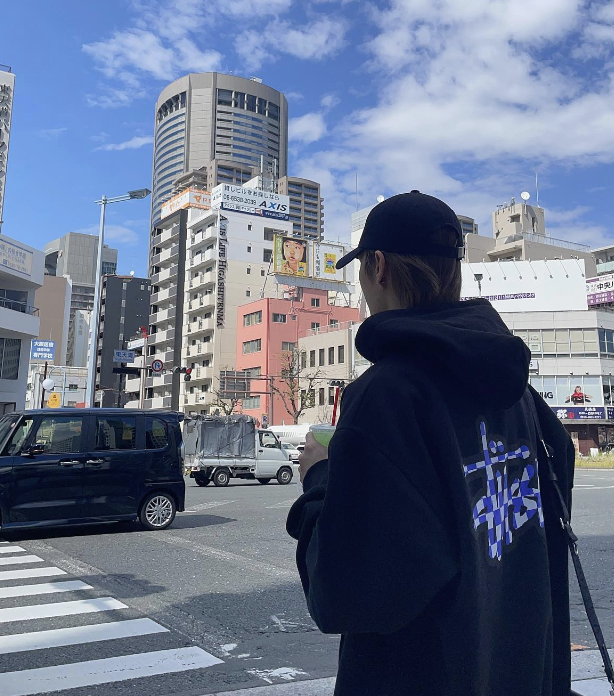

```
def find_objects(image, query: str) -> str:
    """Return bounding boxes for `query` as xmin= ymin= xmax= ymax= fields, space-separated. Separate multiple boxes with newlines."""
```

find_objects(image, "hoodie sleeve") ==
xmin=286 ymin=424 xmax=459 ymax=636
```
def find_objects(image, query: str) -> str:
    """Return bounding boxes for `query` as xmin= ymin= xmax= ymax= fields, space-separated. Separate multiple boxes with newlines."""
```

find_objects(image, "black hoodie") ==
xmin=287 ymin=300 xmax=575 ymax=696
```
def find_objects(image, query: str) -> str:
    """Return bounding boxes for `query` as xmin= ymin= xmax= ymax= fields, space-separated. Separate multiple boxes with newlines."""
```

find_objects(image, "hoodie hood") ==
xmin=355 ymin=300 xmax=530 ymax=410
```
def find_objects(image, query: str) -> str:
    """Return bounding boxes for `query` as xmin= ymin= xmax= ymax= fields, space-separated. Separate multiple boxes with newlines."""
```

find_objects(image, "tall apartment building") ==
xmin=95 ymin=275 xmax=150 ymax=407
xmin=0 ymin=236 xmax=44 ymax=412
xmin=146 ymin=201 xmax=294 ymax=412
xmin=43 ymin=232 xmax=117 ymax=365
xmin=151 ymin=73 xmax=288 ymax=224
xmin=277 ymin=176 xmax=323 ymax=240
xmin=0 ymin=67 xmax=15 ymax=232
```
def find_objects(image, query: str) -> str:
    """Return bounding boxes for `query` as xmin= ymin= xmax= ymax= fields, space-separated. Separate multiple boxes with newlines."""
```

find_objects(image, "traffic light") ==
xmin=184 ymin=368 xmax=192 ymax=382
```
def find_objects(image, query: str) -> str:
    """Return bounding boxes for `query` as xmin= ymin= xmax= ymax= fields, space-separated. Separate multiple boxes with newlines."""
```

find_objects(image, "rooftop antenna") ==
xmin=355 ymin=171 xmax=358 ymax=211
xmin=535 ymin=170 xmax=540 ymax=207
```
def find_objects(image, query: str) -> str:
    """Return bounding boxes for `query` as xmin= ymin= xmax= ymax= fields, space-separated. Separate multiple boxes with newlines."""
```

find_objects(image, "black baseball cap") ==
xmin=336 ymin=190 xmax=464 ymax=269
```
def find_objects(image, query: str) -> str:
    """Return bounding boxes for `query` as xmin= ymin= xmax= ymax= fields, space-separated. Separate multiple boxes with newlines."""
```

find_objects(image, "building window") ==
xmin=291 ymin=315 xmax=297 ymax=321
xmin=246 ymin=289 xmax=251 ymax=297
xmin=217 ymin=89 xmax=232 ymax=106
xmin=263 ymin=249 xmax=272 ymax=263
xmin=282 ymin=341 xmax=296 ymax=352
xmin=247 ymin=245 xmax=252 ymax=253
xmin=310 ymin=350 xmax=316 ymax=367
xmin=248 ymin=223 xmax=252 ymax=231
xmin=261 ymin=269 xmax=266 ymax=276
xmin=0 ymin=338 xmax=21 ymax=380
xmin=247 ymin=267 xmax=251 ymax=274
xmin=68 ymin=383 xmax=79 ymax=391
xmin=242 ymin=339 xmax=262 ymax=354
xmin=329 ymin=318 xmax=339 ymax=328
xmin=242 ymin=395 xmax=261 ymax=410
xmin=319 ymin=388 xmax=325 ymax=406
xmin=244 ymin=310 xmax=263 ymax=326
xmin=328 ymin=347 xmax=335 ymax=365
xmin=301 ymin=352 xmax=307 ymax=368
xmin=328 ymin=387 xmax=335 ymax=405
xmin=311 ymin=322 xmax=320 ymax=331
xmin=338 ymin=345 xmax=345 ymax=363
xmin=319 ymin=348 xmax=325 ymax=366
xmin=311 ymin=297 xmax=320 ymax=308
xmin=263 ymin=230 xmax=274 ymax=241
xmin=273 ymin=313 xmax=286 ymax=323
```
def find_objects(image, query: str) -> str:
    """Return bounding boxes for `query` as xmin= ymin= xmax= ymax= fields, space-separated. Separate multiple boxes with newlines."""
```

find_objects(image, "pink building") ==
xmin=235 ymin=287 xmax=359 ymax=425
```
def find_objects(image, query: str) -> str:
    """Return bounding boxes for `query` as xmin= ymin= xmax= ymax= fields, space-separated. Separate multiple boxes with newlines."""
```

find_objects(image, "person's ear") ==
xmin=374 ymin=250 xmax=387 ymax=285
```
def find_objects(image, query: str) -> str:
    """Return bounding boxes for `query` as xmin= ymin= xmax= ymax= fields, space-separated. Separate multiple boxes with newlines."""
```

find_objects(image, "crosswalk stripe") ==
xmin=1 ymin=646 xmax=224 ymax=695
xmin=0 ymin=617 xmax=168 ymax=655
xmin=0 ymin=567 xmax=67 ymax=582
xmin=0 ymin=555 xmax=43 ymax=567
xmin=0 ymin=547 xmax=26 ymax=554
xmin=0 ymin=580 xmax=92 ymax=599
xmin=0 ymin=597 xmax=126 ymax=623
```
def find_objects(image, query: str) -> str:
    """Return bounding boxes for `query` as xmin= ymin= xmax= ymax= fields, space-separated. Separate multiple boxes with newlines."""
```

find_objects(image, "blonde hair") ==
xmin=361 ymin=228 xmax=462 ymax=308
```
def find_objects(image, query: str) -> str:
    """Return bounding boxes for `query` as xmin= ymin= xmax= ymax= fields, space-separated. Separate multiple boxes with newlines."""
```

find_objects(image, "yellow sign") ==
xmin=47 ymin=393 xmax=61 ymax=408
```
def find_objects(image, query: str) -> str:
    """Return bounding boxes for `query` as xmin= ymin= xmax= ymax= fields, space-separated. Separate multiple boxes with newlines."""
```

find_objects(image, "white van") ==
xmin=267 ymin=424 xmax=311 ymax=448
xmin=183 ymin=415 xmax=298 ymax=487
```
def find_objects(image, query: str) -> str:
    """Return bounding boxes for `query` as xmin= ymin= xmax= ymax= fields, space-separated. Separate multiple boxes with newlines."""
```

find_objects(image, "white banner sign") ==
xmin=161 ymin=188 xmax=211 ymax=219
xmin=312 ymin=242 xmax=346 ymax=282
xmin=0 ymin=237 xmax=33 ymax=276
xmin=211 ymin=184 xmax=289 ymax=221
xmin=461 ymin=259 xmax=588 ymax=312
xmin=0 ymin=70 xmax=15 ymax=227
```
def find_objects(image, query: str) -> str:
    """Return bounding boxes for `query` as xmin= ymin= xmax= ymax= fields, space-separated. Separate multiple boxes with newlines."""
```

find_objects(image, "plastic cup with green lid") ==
xmin=309 ymin=424 xmax=336 ymax=448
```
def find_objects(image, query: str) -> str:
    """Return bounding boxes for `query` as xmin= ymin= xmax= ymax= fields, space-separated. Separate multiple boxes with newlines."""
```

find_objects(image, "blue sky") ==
xmin=3 ymin=0 xmax=614 ymax=278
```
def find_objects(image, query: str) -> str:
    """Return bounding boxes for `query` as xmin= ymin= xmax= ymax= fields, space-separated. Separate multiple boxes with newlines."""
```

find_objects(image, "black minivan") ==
xmin=0 ymin=409 xmax=185 ymax=531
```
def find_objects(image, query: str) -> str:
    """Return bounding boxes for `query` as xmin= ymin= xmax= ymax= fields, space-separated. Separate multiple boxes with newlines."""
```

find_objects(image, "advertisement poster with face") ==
xmin=274 ymin=236 xmax=309 ymax=277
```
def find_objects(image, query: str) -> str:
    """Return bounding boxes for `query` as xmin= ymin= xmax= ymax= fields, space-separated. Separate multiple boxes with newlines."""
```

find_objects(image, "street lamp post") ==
xmin=85 ymin=189 xmax=151 ymax=407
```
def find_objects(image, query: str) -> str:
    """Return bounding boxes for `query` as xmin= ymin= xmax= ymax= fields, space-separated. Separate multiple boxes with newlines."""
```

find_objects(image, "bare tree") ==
xmin=272 ymin=348 xmax=322 ymax=425
xmin=209 ymin=387 xmax=241 ymax=416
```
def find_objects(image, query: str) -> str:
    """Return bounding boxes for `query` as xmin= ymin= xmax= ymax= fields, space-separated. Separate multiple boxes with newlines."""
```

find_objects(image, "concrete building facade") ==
xmin=233 ymin=292 xmax=359 ymax=425
xmin=26 ymin=365 xmax=88 ymax=410
xmin=152 ymin=73 xmax=288 ymax=224
xmin=95 ymin=275 xmax=150 ymax=407
xmin=277 ymin=176 xmax=323 ymax=240
xmin=33 ymin=275 xmax=71 ymax=366
xmin=145 ymin=201 xmax=294 ymax=412
xmin=43 ymin=232 xmax=118 ymax=366
xmin=0 ymin=235 xmax=44 ymax=412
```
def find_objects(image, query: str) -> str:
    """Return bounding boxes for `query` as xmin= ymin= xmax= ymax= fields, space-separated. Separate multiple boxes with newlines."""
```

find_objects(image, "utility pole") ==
xmin=39 ymin=361 xmax=48 ymax=408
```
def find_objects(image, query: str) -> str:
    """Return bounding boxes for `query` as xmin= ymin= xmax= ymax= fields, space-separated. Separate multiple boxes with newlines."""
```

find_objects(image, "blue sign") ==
xmin=113 ymin=349 xmax=136 ymax=363
xmin=30 ymin=340 xmax=56 ymax=361
xmin=552 ymin=406 xmax=606 ymax=421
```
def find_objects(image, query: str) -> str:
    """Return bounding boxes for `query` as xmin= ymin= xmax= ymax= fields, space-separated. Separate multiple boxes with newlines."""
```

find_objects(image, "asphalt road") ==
xmin=0 ymin=469 xmax=612 ymax=696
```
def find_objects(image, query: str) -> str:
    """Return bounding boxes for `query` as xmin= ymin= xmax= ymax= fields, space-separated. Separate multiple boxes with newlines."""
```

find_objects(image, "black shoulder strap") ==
xmin=528 ymin=393 xmax=614 ymax=693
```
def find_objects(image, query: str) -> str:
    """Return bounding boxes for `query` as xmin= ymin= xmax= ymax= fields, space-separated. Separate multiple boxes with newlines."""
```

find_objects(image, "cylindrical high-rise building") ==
xmin=151 ymin=73 xmax=289 ymax=224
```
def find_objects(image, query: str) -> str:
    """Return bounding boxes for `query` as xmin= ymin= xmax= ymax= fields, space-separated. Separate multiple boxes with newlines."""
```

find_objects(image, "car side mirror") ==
xmin=21 ymin=444 xmax=44 ymax=458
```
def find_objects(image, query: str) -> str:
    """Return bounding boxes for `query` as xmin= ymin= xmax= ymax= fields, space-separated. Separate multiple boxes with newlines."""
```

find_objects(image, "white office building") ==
xmin=0 ymin=236 xmax=44 ymax=412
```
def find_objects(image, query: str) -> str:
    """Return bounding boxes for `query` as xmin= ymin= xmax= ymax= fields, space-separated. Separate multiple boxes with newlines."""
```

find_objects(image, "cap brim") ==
xmin=336 ymin=247 xmax=361 ymax=270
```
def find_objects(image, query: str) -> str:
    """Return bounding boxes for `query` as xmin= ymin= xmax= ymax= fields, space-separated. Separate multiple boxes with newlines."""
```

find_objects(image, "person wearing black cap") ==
xmin=286 ymin=192 xmax=574 ymax=695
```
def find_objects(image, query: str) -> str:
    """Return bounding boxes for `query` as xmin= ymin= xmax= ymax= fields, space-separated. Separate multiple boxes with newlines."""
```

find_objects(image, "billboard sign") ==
xmin=586 ymin=274 xmax=614 ymax=306
xmin=461 ymin=259 xmax=587 ymax=313
xmin=312 ymin=242 xmax=346 ymax=282
xmin=211 ymin=184 xmax=289 ymax=221
xmin=0 ymin=70 xmax=15 ymax=229
xmin=160 ymin=188 xmax=211 ymax=220
xmin=273 ymin=235 xmax=309 ymax=277
xmin=30 ymin=340 xmax=56 ymax=361
xmin=0 ymin=238 xmax=33 ymax=277
xmin=553 ymin=406 xmax=606 ymax=421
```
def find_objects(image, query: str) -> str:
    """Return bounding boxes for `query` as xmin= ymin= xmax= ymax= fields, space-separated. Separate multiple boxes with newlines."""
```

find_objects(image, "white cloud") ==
xmin=291 ymin=0 xmax=614 ymax=250
xmin=36 ymin=127 xmax=67 ymax=140
xmin=90 ymin=132 xmax=108 ymax=142
xmin=95 ymin=135 xmax=154 ymax=151
xmin=236 ymin=17 xmax=347 ymax=70
xmin=286 ymin=91 xmax=305 ymax=101
xmin=320 ymin=94 xmax=340 ymax=110
xmin=71 ymin=224 xmax=141 ymax=246
xmin=289 ymin=113 xmax=327 ymax=145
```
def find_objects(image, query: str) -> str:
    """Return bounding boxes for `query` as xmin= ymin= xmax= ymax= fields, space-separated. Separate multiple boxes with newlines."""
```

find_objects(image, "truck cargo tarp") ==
xmin=184 ymin=415 xmax=256 ymax=459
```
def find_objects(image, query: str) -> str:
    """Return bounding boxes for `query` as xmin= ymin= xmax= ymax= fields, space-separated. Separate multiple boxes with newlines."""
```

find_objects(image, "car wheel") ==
xmin=277 ymin=466 xmax=293 ymax=485
xmin=194 ymin=475 xmax=211 ymax=487
xmin=213 ymin=468 xmax=230 ymax=487
xmin=140 ymin=492 xmax=176 ymax=531
xmin=257 ymin=478 xmax=272 ymax=484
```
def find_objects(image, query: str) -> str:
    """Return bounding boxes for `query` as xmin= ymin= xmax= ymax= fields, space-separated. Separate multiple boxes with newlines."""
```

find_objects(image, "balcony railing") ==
xmin=0 ymin=297 xmax=39 ymax=316
xmin=307 ymin=320 xmax=357 ymax=337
